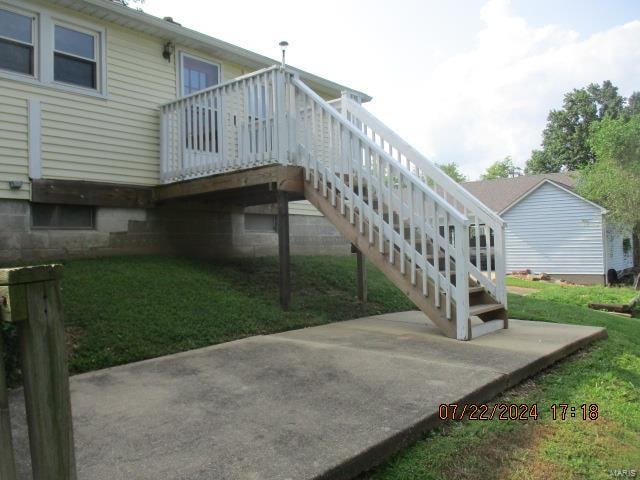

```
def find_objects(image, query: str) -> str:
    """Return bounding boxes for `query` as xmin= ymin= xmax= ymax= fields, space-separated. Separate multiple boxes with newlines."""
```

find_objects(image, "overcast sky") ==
xmin=143 ymin=0 xmax=640 ymax=180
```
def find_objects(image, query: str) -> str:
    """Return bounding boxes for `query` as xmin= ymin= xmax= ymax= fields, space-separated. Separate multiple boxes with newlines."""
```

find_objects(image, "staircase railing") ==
xmin=288 ymin=74 xmax=472 ymax=339
xmin=337 ymin=96 xmax=507 ymax=307
xmin=160 ymin=67 xmax=508 ymax=339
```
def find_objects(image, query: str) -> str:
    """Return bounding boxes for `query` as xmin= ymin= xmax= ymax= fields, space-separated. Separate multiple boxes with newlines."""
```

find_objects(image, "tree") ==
xmin=525 ymin=81 xmax=626 ymax=174
xmin=577 ymin=114 xmax=640 ymax=234
xmin=481 ymin=156 xmax=522 ymax=180
xmin=437 ymin=162 xmax=467 ymax=183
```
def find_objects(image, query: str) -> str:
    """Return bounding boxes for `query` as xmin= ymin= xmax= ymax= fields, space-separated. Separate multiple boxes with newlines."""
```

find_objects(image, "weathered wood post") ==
xmin=278 ymin=191 xmax=291 ymax=310
xmin=351 ymin=244 xmax=367 ymax=304
xmin=0 ymin=288 xmax=17 ymax=480
xmin=0 ymin=265 xmax=77 ymax=480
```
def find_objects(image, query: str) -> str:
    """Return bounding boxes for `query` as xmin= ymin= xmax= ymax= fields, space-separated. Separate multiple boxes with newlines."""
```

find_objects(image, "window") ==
xmin=181 ymin=53 xmax=219 ymax=95
xmin=54 ymin=24 xmax=97 ymax=89
xmin=32 ymin=204 xmax=95 ymax=229
xmin=0 ymin=7 xmax=35 ymax=76
xmin=245 ymin=214 xmax=276 ymax=232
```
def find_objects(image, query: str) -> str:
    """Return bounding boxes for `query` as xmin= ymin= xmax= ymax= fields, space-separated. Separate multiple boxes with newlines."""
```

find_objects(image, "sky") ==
xmin=142 ymin=0 xmax=640 ymax=180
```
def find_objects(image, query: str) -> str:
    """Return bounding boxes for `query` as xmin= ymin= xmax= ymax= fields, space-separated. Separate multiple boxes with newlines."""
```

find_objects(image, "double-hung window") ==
xmin=0 ymin=3 xmax=104 ymax=95
xmin=0 ymin=7 xmax=35 ymax=76
xmin=54 ymin=24 xmax=97 ymax=89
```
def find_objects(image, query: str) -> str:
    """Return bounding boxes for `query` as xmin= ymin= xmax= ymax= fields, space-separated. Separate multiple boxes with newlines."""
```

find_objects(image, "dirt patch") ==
xmin=507 ymin=286 xmax=540 ymax=296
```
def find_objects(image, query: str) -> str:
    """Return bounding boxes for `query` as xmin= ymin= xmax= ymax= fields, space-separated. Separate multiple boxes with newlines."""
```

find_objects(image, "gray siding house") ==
xmin=463 ymin=173 xmax=635 ymax=285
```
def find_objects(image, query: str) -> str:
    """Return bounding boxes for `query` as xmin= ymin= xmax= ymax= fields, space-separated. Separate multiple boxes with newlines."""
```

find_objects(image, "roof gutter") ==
xmin=49 ymin=0 xmax=372 ymax=102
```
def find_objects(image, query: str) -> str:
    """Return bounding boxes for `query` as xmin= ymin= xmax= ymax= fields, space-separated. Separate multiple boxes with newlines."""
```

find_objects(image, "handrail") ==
xmin=290 ymin=77 xmax=470 ymax=226
xmin=340 ymin=97 xmax=503 ymax=229
xmin=337 ymin=95 xmax=507 ymax=306
xmin=160 ymin=65 xmax=280 ymax=107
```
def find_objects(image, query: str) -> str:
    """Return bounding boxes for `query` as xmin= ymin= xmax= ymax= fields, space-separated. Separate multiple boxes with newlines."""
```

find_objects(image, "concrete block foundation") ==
xmin=0 ymin=199 xmax=350 ymax=265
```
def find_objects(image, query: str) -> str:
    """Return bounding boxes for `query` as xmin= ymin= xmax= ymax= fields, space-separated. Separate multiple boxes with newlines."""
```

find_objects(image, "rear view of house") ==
xmin=0 ymin=0 xmax=510 ymax=340
xmin=463 ymin=173 xmax=636 ymax=285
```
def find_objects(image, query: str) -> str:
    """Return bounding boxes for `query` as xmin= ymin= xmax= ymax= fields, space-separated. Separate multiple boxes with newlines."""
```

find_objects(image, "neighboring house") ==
xmin=0 ymin=0 xmax=373 ymax=262
xmin=463 ymin=173 xmax=636 ymax=285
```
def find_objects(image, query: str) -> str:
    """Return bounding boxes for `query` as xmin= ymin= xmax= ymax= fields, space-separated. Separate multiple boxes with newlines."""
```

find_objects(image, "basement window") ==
xmin=245 ymin=214 xmax=276 ymax=232
xmin=31 ymin=204 xmax=95 ymax=229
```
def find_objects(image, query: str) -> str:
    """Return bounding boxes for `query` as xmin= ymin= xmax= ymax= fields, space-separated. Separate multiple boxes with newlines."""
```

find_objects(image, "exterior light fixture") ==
xmin=279 ymin=41 xmax=289 ymax=68
xmin=162 ymin=42 xmax=174 ymax=62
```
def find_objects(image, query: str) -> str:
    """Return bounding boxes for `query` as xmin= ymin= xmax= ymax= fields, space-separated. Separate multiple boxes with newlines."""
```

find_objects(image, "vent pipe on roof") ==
xmin=163 ymin=17 xmax=182 ymax=26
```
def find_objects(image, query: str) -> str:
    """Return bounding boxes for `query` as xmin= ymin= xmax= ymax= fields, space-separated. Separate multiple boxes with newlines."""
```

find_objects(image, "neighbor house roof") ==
xmin=47 ymin=0 xmax=372 ymax=102
xmin=461 ymin=173 xmax=580 ymax=214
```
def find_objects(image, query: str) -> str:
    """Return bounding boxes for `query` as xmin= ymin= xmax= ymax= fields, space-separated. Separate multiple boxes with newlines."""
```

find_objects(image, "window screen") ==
xmin=0 ymin=8 xmax=34 ymax=75
xmin=54 ymin=25 xmax=97 ymax=89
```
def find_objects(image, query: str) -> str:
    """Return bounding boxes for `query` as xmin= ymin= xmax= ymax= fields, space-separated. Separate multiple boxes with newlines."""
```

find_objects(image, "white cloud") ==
xmin=368 ymin=0 xmax=640 ymax=179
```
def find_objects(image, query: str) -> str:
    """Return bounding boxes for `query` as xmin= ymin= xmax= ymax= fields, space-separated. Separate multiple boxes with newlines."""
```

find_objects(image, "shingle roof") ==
xmin=461 ymin=173 xmax=578 ymax=213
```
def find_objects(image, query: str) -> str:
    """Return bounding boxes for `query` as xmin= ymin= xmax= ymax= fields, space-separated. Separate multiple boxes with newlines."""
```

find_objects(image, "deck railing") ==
xmin=160 ymin=66 xmax=292 ymax=183
xmin=160 ymin=67 xmax=507 ymax=338
xmin=336 ymin=97 xmax=507 ymax=306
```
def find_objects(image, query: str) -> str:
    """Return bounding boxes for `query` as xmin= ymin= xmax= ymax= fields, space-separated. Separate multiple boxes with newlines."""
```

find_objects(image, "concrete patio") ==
xmin=9 ymin=312 xmax=606 ymax=480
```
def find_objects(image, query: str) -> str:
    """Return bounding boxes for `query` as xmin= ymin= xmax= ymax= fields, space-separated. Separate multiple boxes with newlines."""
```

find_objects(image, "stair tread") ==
xmin=468 ymin=286 xmax=485 ymax=294
xmin=469 ymin=303 xmax=504 ymax=316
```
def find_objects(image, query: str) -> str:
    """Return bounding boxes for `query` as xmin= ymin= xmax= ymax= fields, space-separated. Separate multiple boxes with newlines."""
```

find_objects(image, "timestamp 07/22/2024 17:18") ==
xmin=438 ymin=403 xmax=600 ymax=421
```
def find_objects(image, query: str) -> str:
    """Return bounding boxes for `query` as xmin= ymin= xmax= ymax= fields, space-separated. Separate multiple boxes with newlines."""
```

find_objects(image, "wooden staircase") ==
xmin=158 ymin=66 xmax=508 ymax=340
xmin=305 ymin=178 xmax=507 ymax=340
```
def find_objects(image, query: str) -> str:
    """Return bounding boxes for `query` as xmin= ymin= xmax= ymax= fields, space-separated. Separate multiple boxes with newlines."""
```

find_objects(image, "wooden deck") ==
xmin=153 ymin=164 xmax=305 ymax=206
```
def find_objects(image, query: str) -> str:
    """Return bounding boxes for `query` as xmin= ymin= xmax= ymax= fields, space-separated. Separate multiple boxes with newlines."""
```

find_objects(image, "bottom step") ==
xmin=470 ymin=318 xmax=506 ymax=339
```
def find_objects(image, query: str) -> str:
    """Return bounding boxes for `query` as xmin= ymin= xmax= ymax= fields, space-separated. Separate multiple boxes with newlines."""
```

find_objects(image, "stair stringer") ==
xmin=304 ymin=180 xmax=458 ymax=339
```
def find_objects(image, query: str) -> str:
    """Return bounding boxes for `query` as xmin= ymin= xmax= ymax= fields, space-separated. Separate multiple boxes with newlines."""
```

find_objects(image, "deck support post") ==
xmin=351 ymin=244 xmax=367 ymax=304
xmin=0 ymin=265 xmax=77 ymax=480
xmin=277 ymin=190 xmax=291 ymax=310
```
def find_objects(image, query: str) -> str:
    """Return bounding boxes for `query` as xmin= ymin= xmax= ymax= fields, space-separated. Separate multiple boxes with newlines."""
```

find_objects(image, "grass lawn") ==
xmin=2 ymin=256 xmax=638 ymax=478
xmin=3 ymin=255 xmax=413 ymax=377
xmin=367 ymin=277 xmax=640 ymax=480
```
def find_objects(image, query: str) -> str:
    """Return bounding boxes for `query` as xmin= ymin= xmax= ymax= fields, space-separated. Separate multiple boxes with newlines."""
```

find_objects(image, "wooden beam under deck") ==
xmin=32 ymin=179 xmax=153 ymax=208
xmin=153 ymin=165 xmax=304 ymax=203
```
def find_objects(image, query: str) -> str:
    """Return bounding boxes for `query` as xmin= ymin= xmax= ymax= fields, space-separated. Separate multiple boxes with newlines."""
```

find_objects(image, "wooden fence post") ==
xmin=351 ymin=244 xmax=367 ymax=304
xmin=0 ymin=265 xmax=77 ymax=480
xmin=0 ymin=290 xmax=17 ymax=480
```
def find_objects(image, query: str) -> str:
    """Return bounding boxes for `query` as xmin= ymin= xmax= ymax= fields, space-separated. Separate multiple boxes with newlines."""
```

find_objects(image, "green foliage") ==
xmin=578 ymin=114 xmax=640 ymax=232
xmin=481 ymin=156 xmax=522 ymax=180
xmin=437 ymin=162 xmax=467 ymax=183
xmin=371 ymin=278 xmax=640 ymax=479
xmin=525 ymin=81 xmax=628 ymax=174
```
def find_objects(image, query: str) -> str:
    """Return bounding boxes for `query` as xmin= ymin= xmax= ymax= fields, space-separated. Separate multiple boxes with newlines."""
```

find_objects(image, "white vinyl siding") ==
xmin=503 ymin=182 xmax=605 ymax=275
xmin=605 ymin=223 xmax=634 ymax=272
xmin=0 ymin=1 xmax=248 ymax=195
xmin=0 ymin=92 xmax=29 ymax=199
xmin=289 ymin=200 xmax=322 ymax=216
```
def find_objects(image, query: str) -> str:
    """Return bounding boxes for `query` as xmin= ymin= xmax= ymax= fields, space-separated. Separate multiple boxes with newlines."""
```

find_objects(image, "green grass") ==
xmin=52 ymin=255 xmax=414 ymax=374
xmin=367 ymin=278 xmax=640 ymax=480
xmin=3 ymin=257 xmax=638 ymax=478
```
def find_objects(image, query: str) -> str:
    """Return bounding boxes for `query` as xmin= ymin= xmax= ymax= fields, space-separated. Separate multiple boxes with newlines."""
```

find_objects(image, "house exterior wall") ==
xmin=605 ymin=223 xmax=635 ymax=272
xmin=502 ymin=182 xmax=605 ymax=278
xmin=0 ymin=0 xmax=255 ymax=196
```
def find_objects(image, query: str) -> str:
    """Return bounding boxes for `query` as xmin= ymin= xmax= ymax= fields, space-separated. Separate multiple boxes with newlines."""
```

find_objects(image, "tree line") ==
xmin=438 ymin=80 xmax=640 ymax=235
